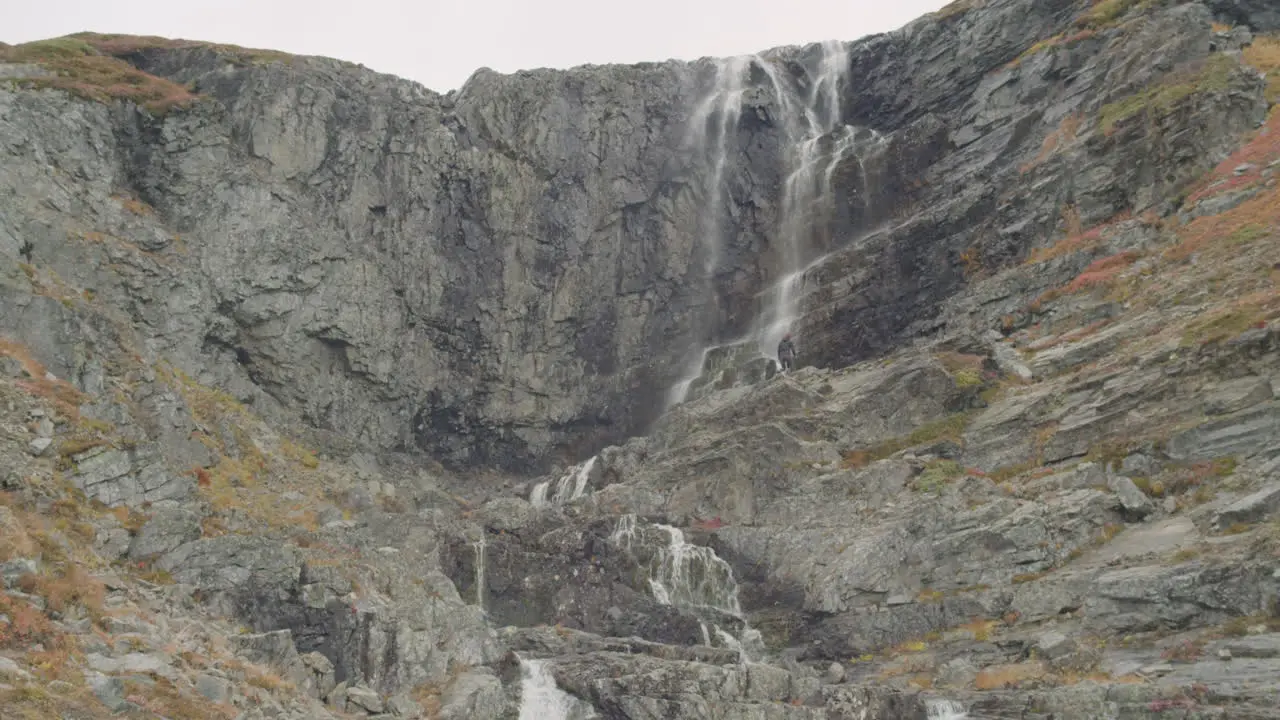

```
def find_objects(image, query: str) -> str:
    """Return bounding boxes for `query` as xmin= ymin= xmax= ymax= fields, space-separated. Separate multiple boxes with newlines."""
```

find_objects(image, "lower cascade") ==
xmin=473 ymin=534 xmax=487 ymax=611
xmin=517 ymin=656 xmax=597 ymax=720
xmin=610 ymin=515 xmax=765 ymax=660
xmin=925 ymin=698 xmax=970 ymax=720
xmin=530 ymin=456 xmax=598 ymax=508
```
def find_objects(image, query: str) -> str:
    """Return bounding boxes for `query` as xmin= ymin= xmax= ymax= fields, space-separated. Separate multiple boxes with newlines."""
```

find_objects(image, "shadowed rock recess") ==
xmin=3 ymin=0 xmax=1280 ymax=717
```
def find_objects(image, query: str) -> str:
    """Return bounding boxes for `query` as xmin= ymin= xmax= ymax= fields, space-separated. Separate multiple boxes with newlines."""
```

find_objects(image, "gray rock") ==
xmin=34 ymin=416 xmax=54 ymax=438
xmin=0 ymin=656 xmax=31 ymax=680
xmin=86 ymin=671 xmax=128 ymax=711
xmin=94 ymin=526 xmax=132 ymax=563
xmin=438 ymin=669 xmax=507 ymax=720
xmin=1166 ymin=402 xmax=1280 ymax=462
xmin=1037 ymin=631 xmax=1077 ymax=660
xmin=127 ymin=501 xmax=203 ymax=559
xmin=824 ymin=662 xmax=845 ymax=684
xmin=386 ymin=692 xmax=421 ymax=717
xmin=1203 ymin=376 xmax=1273 ymax=415
xmin=229 ymin=629 xmax=312 ymax=690
xmin=345 ymin=684 xmax=384 ymax=714
xmin=1120 ymin=453 xmax=1156 ymax=477
xmin=935 ymin=658 xmax=979 ymax=689
xmin=1108 ymin=475 xmax=1154 ymax=520
xmin=196 ymin=673 xmax=232 ymax=703
xmin=1214 ymin=482 xmax=1280 ymax=528
xmin=301 ymin=651 xmax=337 ymax=700
xmin=27 ymin=436 xmax=52 ymax=456
xmin=475 ymin=497 xmax=536 ymax=532
xmin=1222 ymin=634 xmax=1280 ymax=659
xmin=86 ymin=652 xmax=176 ymax=679
xmin=0 ymin=558 xmax=38 ymax=589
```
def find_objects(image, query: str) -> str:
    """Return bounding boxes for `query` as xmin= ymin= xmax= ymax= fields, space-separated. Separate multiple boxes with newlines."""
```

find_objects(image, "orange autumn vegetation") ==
xmin=1064 ymin=251 xmax=1142 ymax=292
xmin=0 ymin=338 xmax=85 ymax=420
xmin=1020 ymin=112 xmax=1084 ymax=173
xmin=1024 ymin=210 xmax=1135 ymax=265
xmin=1184 ymin=107 xmax=1280 ymax=206
xmin=1168 ymin=186 xmax=1280 ymax=262
xmin=1 ymin=37 xmax=197 ymax=114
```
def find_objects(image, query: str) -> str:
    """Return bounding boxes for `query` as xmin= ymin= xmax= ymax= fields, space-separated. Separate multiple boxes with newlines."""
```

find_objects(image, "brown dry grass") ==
xmin=1242 ymin=35 xmax=1280 ymax=103
xmin=0 ymin=591 xmax=68 ymax=650
xmin=1 ymin=38 xmax=197 ymax=114
xmin=974 ymin=661 xmax=1047 ymax=689
xmin=112 ymin=193 xmax=154 ymax=216
xmin=16 ymin=566 xmax=105 ymax=623
xmin=0 ymin=338 xmax=85 ymax=420
xmin=124 ymin=676 xmax=237 ymax=720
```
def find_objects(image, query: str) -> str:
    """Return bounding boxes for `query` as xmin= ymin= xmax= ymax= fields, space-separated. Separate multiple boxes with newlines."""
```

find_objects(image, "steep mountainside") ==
xmin=2 ymin=0 xmax=1280 ymax=718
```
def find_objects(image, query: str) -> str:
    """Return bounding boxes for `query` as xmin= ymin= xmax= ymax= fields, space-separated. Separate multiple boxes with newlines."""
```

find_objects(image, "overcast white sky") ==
xmin=7 ymin=0 xmax=949 ymax=92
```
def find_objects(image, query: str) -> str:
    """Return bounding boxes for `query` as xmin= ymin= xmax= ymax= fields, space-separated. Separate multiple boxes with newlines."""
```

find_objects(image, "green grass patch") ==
xmin=861 ymin=412 xmax=974 ymax=462
xmin=1098 ymin=55 xmax=1236 ymax=135
xmin=913 ymin=460 xmax=964 ymax=493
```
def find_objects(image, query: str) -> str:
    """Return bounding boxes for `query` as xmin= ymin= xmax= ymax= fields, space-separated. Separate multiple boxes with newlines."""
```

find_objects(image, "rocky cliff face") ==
xmin=3 ymin=0 xmax=1280 ymax=718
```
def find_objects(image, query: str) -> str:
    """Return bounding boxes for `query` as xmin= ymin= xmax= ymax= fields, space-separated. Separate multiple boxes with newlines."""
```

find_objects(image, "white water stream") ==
xmin=472 ymin=534 xmax=487 ymax=611
xmin=610 ymin=514 xmax=764 ymax=661
xmin=667 ymin=40 xmax=886 ymax=406
xmin=516 ymin=656 xmax=597 ymax=720
xmin=925 ymin=698 xmax=970 ymax=719
xmin=529 ymin=455 xmax=598 ymax=508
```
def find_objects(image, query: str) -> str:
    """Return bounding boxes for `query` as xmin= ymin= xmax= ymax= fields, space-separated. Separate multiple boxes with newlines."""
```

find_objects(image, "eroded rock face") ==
xmin=5 ymin=0 xmax=1265 ymax=475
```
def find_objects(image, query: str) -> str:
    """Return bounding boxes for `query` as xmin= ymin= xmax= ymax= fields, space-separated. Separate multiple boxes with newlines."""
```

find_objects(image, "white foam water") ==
xmin=517 ymin=656 xmax=597 ymax=720
xmin=610 ymin=514 xmax=765 ymax=661
xmin=925 ymin=698 xmax=969 ymax=720
xmin=529 ymin=456 xmax=598 ymax=508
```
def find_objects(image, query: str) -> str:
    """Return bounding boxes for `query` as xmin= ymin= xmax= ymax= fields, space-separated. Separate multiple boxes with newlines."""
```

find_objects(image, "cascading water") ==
xmin=516 ymin=655 xmax=597 ymax=720
xmin=925 ymin=698 xmax=970 ymax=720
xmin=472 ymin=534 xmax=487 ymax=611
xmin=755 ymin=39 xmax=856 ymax=360
xmin=667 ymin=57 xmax=752 ymax=409
xmin=668 ymin=40 xmax=888 ymax=404
xmin=610 ymin=514 xmax=764 ymax=660
xmin=530 ymin=456 xmax=598 ymax=508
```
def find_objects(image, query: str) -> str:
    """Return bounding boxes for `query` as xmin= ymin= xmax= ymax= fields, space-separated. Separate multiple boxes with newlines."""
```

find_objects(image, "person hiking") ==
xmin=777 ymin=333 xmax=796 ymax=373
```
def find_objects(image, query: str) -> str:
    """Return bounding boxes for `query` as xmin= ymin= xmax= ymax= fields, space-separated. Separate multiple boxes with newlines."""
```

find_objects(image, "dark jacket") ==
xmin=777 ymin=338 xmax=796 ymax=359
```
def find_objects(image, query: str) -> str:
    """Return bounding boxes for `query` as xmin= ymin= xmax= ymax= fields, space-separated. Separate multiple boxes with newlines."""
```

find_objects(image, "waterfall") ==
xmin=756 ymin=39 xmax=855 ymax=359
xmin=530 ymin=456 xmax=598 ymax=508
xmin=686 ymin=55 xmax=752 ymax=279
xmin=517 ymin=656 xmax=597 ymax=720
xmin=667 ymin=40 xmax=890 ymax=404
xmin=925 ymin=698 xmax=969 ymax=720
xmin=472 ymin=534 xmax=487 ymax=611
xmin=666 ymin=57 xmax=752 ymax=410
xmin=610 ymin=514 xmax=764 ymax=660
